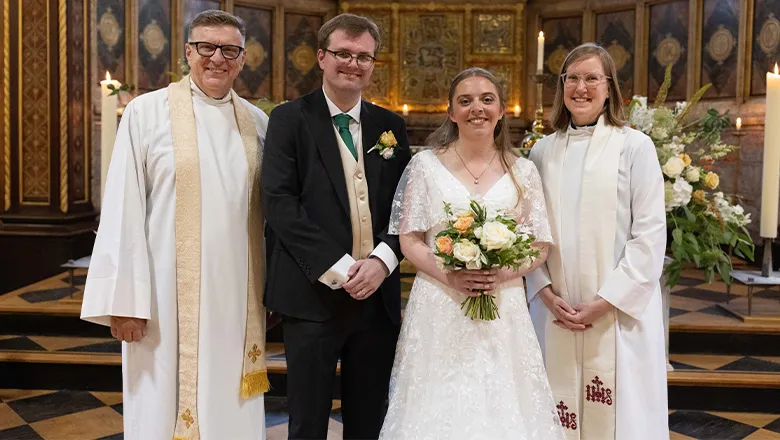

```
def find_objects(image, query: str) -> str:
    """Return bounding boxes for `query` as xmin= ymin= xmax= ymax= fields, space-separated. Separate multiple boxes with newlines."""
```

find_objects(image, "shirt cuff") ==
xmin=318 ymin=254 xmax=357 ymax=290
xmin=370 ymin=242 xmax=399 ymax=276
xmin=524 ymin=265 xmax=552 ymax=302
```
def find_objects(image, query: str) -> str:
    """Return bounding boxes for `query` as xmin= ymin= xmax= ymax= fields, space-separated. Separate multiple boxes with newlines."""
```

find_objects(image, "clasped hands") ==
xmin=539 ymin=286 xmax=612 ymax=331
xmin=343 ymin=257 xmax=389 ymax=300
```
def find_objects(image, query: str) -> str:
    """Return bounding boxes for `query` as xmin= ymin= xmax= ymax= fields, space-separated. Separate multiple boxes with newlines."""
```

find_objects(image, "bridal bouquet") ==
xmin=433 ymin=201 xmax=540 ymax=321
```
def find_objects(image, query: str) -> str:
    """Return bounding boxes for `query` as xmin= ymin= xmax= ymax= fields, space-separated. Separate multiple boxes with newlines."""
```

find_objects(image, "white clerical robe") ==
xmin=526 ymin=124 xmax=669 ymax=440
xmin=81 ymin=82 xmax=268 ymax=440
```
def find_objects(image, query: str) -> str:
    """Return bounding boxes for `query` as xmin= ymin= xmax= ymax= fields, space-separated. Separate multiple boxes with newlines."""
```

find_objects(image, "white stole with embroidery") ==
xmin=541 ymin=116 xmax=626 ymax=440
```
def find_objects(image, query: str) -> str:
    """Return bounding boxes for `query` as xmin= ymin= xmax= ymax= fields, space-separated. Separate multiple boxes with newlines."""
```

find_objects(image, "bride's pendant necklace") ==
xmin=454 ymin=145 xmax=498 ymax=184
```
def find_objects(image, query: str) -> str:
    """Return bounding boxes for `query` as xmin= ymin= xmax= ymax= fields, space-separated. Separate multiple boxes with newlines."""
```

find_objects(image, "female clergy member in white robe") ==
xmin=81 ymin=10 xmax=269 ymax=440
xmin=525 ymin=43 xmax=669 ymax=440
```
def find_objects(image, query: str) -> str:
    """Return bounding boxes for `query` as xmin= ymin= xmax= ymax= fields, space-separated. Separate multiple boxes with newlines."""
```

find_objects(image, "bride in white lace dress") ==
xmin=379 ymin=68 xmax=564 ymax=440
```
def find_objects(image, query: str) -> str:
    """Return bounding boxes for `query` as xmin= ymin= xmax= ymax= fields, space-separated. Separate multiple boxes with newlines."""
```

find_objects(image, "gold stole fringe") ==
xmin=541 ymin=116 xmax=625 ymax=440
xmin=168 ymin=76 xmax=269 ymax=440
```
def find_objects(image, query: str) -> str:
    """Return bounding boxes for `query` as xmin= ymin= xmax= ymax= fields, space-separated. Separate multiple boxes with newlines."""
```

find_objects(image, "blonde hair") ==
xmin=426 ymin=67 xmax=522 ymax=200
xmin=550 ymin=43 xmax=626 ymax=131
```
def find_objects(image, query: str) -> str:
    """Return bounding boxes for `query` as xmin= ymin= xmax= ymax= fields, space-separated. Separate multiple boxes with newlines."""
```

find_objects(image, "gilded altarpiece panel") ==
xmin=400 ymin=13 xmax=463 ymax=111
xmin=701 ymin=0 xmax=739 ymax=99
xmin=596 ymin=10 xmax=635 ymax=99
xmin=542 ymin=16 xmax=582 ymax=105
xmin=473 ymin=13 xmax=515 ymax=55
xmin=19 ymin=0 xmax=51 ymax=204
xmin=648 ymin=1 xmax=689 ymax=102
xmin=360 ymin=12 xmax=392 ymax=55
xmin=284 ymin=13 xmax=322 ymax=100
xmin=97 ymin=0 xmax=126 ymax=82
xmin=751 ymin=0 xmax=780 ymax=95
xmin=138 ymin=0 xmax=172 ymax=91
xmin=69 ymin=0 xmax=90 ymax=204
xmin=365 ymin=63 xmax=391 ymax=105
xmin=234 ymin=5 xmax=272 ymax=100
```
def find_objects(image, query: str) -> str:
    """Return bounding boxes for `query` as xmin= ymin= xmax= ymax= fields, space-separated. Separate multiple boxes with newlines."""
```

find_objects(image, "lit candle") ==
xmin=736 ymin=117 xmax=742 ymax=131
xmin=537 ymin=31 xmax=545 ymax=74
xmin=402 ymin=104 xmax=409 ymax=116
xmin=761 ymin=63 xmax=780 ymax=238
xmin=514 ymin=105 xmax=521 ymax=117
xmin=100 ymin=71 xmax=121 ymax=205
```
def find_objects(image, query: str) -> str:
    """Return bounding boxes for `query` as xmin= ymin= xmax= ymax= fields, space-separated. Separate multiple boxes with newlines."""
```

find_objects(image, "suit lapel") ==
xmin=302 ymin=90 xmax=350 ymax=216
xmin=360 ymin=102 xmax=383 ymax=221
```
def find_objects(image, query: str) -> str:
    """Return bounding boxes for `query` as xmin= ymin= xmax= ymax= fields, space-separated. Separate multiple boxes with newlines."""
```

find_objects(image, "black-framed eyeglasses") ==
xmin=560 ymin=72 xmax=610 ymax=88
xmin=189 ymin=41 xmax=244 ymax=60
xmin=324 ymin=49 xmax=376 ymax=70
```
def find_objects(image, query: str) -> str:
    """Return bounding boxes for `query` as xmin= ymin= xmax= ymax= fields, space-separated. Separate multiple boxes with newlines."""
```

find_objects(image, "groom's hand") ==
xmin=343 ymin=258 xmax=389 ymax=300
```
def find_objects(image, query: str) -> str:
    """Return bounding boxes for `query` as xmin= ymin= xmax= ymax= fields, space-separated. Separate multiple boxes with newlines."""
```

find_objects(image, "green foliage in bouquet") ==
xmin=433 ymin=201 xmax=540 ymax=320
xmin=628 ymin=65 xmax=754 ymax=286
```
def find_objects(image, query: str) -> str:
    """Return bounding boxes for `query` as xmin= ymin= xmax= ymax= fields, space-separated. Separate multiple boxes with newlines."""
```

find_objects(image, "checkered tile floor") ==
xmin=2 ymin=263 xmax=780 ymax=438
xmin=1 ymin=389 xmax=779 ymax=439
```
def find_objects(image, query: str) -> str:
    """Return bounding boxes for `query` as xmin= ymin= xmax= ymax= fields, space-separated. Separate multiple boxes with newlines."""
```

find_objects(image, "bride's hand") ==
xmin=445 ymin=269 xmax=498 ymax=297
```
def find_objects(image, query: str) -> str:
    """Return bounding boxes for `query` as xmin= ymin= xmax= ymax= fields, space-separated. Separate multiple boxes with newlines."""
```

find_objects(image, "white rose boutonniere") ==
xmin=367 ymin=130 xmax=398 ymax=159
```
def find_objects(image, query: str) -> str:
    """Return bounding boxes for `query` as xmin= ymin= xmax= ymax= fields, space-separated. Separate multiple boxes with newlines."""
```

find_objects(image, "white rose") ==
xmin=684 ymin=166 xmax=701 ymax=183
xmin=479 ymin=221 xmax=517 ymax=251
xmin=672 ymin=179 xmax=693 ymax=207
xmin=381 ymin=148 xmax=395 ymax=159
xmin=453 ymin=239 xmax=482 ymax=268
xmin=662 ymin=156 xmax=686 ymax=179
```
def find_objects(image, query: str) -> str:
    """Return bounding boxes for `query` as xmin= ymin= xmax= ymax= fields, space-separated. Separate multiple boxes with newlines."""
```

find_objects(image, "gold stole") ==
xmin=541 ymin=116 xmax=626 ymax=440
xmin=167 ymin=75 xmax=269 ymax=440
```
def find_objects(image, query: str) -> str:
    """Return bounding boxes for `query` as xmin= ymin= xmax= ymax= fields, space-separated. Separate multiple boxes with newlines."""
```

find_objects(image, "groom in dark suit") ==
xmin=262 ymin=14 xmax=411 ymax=440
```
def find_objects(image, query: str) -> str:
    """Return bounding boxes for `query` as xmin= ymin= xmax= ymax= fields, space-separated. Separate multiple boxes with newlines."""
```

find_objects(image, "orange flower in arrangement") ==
xmin=435 ymin=236 xmax=454 ymax=255
xmin=453 ymin=213 xmax=474 ymax=233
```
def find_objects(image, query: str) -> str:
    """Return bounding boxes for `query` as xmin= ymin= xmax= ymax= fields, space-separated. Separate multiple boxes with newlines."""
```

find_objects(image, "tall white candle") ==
xmin=514 ymin=105 xmax=521 ymax=117
xmin=537 ymin=31 xmax=545 ymax=74
xmin=402 ymin=104 xmax=409 ymax=116
xmin=761 ymin=64 xmax=780 ymax=238
xmin=100 ymin=71 xmax=121 ymax=206
xmin=736 ymin=117 xmax=742 ymax=131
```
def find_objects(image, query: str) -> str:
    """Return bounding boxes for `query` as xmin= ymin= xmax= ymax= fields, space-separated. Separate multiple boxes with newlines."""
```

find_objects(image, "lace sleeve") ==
xmin=389 ymin=152 xmax=435 ymax=235
xmin=511 ymin=159 xmax=553 ymax=244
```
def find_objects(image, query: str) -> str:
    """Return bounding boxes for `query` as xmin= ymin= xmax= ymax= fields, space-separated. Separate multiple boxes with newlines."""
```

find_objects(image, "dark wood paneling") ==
xmin=284 ymin=13 xmax=323 ymax=100
xmin=541 ymin=15 xmax=582 ymax=105
xmin=138 ymin=0 xmax=172 ymax=91
xmin=751 ymin=0 xmax=780 ymax=95
xmin=68 ymin=0 xmax=89 ymax=206
xmin=596 ymin=9 xmax=635 ymax=99
xmin=701 ymin=0 xmax=739 ymax=99
xmin=234 ymin=5 xmax=273 ymax=100
xmin=96 ymin=0 xmax=126 ymax=82
xmin=648 ymin=1 xmax=689 ymax=101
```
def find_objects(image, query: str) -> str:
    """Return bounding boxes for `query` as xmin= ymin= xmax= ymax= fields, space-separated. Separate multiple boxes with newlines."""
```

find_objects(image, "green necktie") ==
xmin=333 ymin=113 xmax=357 ymax=160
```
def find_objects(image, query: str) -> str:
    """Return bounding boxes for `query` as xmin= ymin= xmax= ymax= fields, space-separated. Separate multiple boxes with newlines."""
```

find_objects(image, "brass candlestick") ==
xmin=522 ymin=73 xmax=547 ymax=152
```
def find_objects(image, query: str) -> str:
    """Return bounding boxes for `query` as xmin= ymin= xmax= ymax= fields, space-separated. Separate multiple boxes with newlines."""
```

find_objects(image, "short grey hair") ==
xmin=188 ymin=10 xmax=246 ymax=41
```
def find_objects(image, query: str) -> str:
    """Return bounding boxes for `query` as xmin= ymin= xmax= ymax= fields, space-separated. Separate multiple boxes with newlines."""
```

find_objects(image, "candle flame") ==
xmin=105 ymin=71 xmax=111 ymax=81
xmin=539 ymin=31 xmax=544 ymax=38
xmin=775 ymin=63 xmax=779 ymax=75
xmin=736 ymin=117 xmax=742 ymax=130
xmin=403 ymin=104 xmax=408 ymax=111
xmin=515 ymin=105 xmax=520 ymax=112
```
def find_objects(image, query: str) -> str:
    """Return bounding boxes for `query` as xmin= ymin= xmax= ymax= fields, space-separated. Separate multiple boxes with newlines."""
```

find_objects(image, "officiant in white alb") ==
xmin=526 ymin=43 xmax=669 ymax=440
xmin=81 ymin=10 xmax=269 ymax=440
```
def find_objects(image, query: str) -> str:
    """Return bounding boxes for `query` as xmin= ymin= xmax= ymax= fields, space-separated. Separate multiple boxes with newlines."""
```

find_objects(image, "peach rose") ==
xmin=679 ymin=153 xmax=692 ymax=167
xmin=692 ymin=189 xmax=706 ymax=202
xmin=435 ymin=236 xmax=454 ymax=255
xmin=453 ymin=213 xmax=474 ymax=233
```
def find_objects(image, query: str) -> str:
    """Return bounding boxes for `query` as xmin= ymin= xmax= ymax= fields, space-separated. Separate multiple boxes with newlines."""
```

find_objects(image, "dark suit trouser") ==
xmin=282 ymin=293 xmax=400 ymax=440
